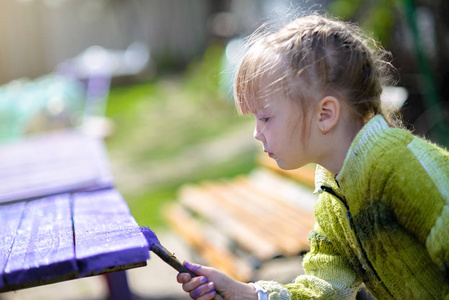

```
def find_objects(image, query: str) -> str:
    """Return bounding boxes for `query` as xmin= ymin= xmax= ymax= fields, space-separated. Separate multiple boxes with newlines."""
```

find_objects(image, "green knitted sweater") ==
xmin=255 ymin=115 xmax=449 ymax=299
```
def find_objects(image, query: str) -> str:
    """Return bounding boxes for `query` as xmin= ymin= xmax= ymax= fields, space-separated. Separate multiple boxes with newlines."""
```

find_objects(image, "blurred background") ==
xmin=0 ymin=0 xmax=448 ymax=299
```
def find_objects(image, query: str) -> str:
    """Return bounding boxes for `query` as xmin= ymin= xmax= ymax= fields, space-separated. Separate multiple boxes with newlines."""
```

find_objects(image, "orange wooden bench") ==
xmin=164 ymin=155 xmax=317 ymax=282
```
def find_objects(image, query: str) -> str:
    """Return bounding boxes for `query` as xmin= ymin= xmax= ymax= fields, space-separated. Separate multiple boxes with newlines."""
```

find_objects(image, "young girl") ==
xmin=177 ymin=14 xmax=449 ymax=299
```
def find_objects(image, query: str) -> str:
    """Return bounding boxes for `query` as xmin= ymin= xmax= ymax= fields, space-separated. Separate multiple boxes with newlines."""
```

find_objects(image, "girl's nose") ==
xmin=254 ymin=126 xmax=264 ymax=142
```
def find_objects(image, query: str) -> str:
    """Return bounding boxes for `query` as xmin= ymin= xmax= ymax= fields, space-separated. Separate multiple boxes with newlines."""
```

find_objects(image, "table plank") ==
xmin=3 ymin=194 xmax=77 ymax=287
xmin=0 ymin=130 xmax=148 ymax=293
xmin=0 ymin=202 xmax=26 ymax=289
xmin=0 ymin=130 xmax=113 ymax=204
xmin=72 ymin=189 xmax=149 ymax=276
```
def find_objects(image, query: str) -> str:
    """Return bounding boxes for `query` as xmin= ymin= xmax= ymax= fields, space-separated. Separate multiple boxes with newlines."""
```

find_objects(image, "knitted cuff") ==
xmin=249 ymin=282 xmax=268 ymax=300
xmin=254 ymin=280 xmax=291 ymax=300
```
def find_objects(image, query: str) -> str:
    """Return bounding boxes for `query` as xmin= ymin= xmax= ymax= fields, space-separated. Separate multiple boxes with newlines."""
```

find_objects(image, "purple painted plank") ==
xmin=72 ymin=189 xmax=149 ymax=276
xmin=3 ymin=195 xmax=77 ymax=285
xmin=0 ymin=130 xmax=113 ymax=204
xmin=0 ymin=202 xmax=26 ymax=289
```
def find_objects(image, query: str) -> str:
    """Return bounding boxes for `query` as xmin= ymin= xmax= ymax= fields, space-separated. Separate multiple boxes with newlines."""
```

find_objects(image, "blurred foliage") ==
xmin=0 ymin=74 xmax=85 ymax=143
xmin=105 ymin=43 xmax=256 ymax=229
xmin=329 ymin=0 xmax=449 ymax=146
xmin=328 ymin=0 xmax=398 ymax=46
xmin=106 ymin=44 xmax=240 ymax=163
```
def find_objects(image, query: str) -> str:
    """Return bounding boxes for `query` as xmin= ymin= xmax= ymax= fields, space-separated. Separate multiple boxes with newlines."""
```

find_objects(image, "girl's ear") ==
xmin=317 ymin=96 xmax=340 ymax=134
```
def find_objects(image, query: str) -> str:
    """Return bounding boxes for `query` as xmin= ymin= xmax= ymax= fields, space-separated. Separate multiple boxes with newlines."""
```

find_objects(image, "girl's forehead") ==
xmin=247 ymin=93 xmax=276 ymax=115
xmin=251 ymin=79 xmax=284 ymax=109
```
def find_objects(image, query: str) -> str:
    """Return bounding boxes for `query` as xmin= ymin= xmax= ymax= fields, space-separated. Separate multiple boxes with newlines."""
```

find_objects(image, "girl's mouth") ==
xmin=264 ymin=149 xmax=275 ymax=158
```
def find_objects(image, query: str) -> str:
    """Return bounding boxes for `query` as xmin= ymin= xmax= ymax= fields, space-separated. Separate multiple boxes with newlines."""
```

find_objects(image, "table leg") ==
xmin=104 ymin=271 xmax=133 ymax=300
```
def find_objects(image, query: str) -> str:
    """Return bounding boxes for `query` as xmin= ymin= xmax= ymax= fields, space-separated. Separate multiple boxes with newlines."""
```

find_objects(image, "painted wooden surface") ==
xmin=73 ymin=189 xmax=150 ymax=276
xmin=0 ymin=130 xmax=150 ymax=292
xmin=0 ymin=129 xmax=113 ymax=204
xmin=0 ymin=189 xmax=150 ymax=292
xmin=0 ymin=202 xmax=26 ymax=289
xmin=3 ymin=194 xmax=77 ymax=287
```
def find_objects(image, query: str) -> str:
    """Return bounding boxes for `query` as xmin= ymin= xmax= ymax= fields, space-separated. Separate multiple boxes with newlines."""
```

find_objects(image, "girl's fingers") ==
xmin=197 ymin=289 xmax=217 ymax=300
xmin=189 ymin=282 xmax=216 ymax=300
xmin=178 ymin=261 xmax=224 ymax=299
xmin=177 ymin=272 xmax=191 ymax=284
xmin=182 ymin=276 xmax=208 ymax=293
xmin=184 ymin=261 xmax=203 ymax=274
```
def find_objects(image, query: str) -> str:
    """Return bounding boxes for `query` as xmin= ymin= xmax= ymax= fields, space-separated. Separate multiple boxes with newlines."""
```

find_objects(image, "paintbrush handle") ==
xmin=151 ymin=243 xmax=224 ymax=300
xmin=151 ymin=243 xmax=197 ymax=277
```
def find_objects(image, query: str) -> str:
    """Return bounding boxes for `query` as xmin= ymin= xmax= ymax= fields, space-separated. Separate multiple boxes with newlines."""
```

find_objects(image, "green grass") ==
xmin=104 ymin=44 xmax=257 ymax=229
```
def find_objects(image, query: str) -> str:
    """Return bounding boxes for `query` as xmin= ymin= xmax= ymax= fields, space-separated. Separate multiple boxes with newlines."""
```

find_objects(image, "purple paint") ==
xmin=139 ymin=226 xmax=160 ymax=248
xmin=0 ymin=201 xmax=26 ymax=289
xmin=0 ymin=130 xmax=113 ymax=204
xmin=72 ymin=189 xmax=149 ymax=276
xmin=3 ymin=195 xmax=77 ymax=285
xmin=139 ymin=227 xmax=199 ymax=278
xmin=138 ymin=227 xmax=224 ymax=300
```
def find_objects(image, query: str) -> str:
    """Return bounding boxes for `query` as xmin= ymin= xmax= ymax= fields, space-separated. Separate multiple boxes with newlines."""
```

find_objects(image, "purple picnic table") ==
xmin=0 ymin=130 xmax=150 ymax=298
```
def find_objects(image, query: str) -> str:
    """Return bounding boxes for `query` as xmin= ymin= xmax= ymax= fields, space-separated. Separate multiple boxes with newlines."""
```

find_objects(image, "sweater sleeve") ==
xmin=369 ymin=135 xmax=449 ymax=298
xmin=254 ymin=223 xmax=362 ymax=300
xmin=406 ymin=137 xmax=449 ymax=297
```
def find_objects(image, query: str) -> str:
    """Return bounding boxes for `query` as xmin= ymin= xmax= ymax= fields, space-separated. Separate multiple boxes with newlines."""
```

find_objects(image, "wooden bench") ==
xmin=0 ymin=130 xmax=150 ymax=299
xmin=164 ymin=155 xmax=317 ymax=282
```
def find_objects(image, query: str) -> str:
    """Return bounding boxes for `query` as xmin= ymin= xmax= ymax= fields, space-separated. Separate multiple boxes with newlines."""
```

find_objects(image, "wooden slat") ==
xmin=164 ymin=203 xmax=253 ymax=281
xmin=0 ymin=130 xmax=113 ymax=204
xmin=72 ymin=189 xmax=149 ymax=276
xmin=248 ymin=169 xmax=317 ymax=213
xmin=179 ymin=185 xmax=281 ymax=261
xmin=165 ymin=154 xmax=319 ymax=282
xmin=3 ymin=195 xmax=77 ymax=287
xmin=199 ymin=181 xmax=298 ymax=254
xmin=233 ymin=176 xmax=316 ymax=231
xmin=204 ymin=179 xmax=314 ymax=252
xmin=0 ymin=201 xmax=26 ymax=289
xmin=178 ymin=175 xmax=315 ymax=261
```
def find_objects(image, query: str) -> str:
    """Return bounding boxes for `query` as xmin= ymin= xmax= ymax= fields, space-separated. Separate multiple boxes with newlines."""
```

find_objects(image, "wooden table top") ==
xmin=0 ymin=130 xmax=150 ymax=292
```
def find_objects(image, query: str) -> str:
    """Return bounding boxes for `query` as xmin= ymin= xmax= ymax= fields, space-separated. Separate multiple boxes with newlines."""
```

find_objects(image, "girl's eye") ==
xmin=259 ymin=117 xmax=270 ymax=122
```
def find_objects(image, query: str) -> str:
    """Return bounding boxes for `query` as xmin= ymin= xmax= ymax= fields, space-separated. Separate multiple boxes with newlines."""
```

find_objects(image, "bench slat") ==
xmin=3 ymin=195 xmax=77 ymax=286
xmin=0 ymin=130 xmax=113 ymax=204
xmin=166 ymin=154 xmax=318 ymax=282
xmin=164 ymin=203 xmax=253 ymax=281
xmin=200 ymin=181 xmax=297 ymax=251
xmin=0 ymin=201 xmax=26 ymax=289
xmin=72 ymin=189 xmax=149 ymax=276
xmin=234 ymin=176 xmax=315 ymax=223
xmin=209 ymin=179 xmax=314 ymax=251
xmin=180 ymin=185 xmax=281 ymax=260
xmin=248 ymin=169 xmax=317 ymax=213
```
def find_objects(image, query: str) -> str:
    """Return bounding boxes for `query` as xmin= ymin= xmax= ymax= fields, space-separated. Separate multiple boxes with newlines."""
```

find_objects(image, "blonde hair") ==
xmin=234 ymin=14 xmax=401 ymax=128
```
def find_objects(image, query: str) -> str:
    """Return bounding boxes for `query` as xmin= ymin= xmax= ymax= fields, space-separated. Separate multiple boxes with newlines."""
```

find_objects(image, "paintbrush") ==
xmin=140 ymin=227 xmax=224 ymax=300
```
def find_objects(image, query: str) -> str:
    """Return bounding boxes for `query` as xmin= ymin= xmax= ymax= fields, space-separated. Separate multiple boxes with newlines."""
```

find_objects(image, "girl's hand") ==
xmin=177 ymin=261 xmax=258 ymax=300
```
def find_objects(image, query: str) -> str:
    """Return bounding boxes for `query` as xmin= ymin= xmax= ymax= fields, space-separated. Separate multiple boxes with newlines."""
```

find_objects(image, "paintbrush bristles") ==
xmin=139 ymin=226 xmax=160 ymax=247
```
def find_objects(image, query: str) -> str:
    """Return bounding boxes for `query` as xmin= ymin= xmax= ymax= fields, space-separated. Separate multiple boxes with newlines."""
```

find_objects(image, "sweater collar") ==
xmin=314 ymin=115 xmax=389 ymax=194
xmin=313 ymin=164 xmax=337 ymax=194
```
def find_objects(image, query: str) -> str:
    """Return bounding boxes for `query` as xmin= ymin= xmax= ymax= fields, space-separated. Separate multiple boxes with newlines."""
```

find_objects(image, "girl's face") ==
xmin=252 ymin=94 xmax=317 ymax=170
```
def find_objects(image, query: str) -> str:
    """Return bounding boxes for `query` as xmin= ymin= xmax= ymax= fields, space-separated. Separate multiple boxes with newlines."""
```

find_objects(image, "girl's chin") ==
xmin=275 ymin=160 xmax=292 ymax=170
xmin=276 ymin=160 xmax=306 ymax=170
